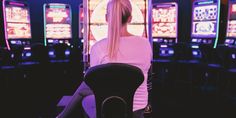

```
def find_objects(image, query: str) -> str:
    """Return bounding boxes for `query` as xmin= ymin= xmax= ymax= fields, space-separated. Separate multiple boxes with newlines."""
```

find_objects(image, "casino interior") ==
xmin=1 ymin=0 xmax=236 ymax=118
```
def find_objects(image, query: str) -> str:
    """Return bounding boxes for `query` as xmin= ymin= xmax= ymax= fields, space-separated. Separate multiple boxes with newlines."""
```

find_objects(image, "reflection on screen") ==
xmin=88 ymin=0 xmax=147 ymax=51
xmin=227 ymin=3 xmax=236 ymax=37
xmin=152 ymin=4 xmax=177 ymax=37
xmin=45 ymin=5 xmax=71 ymax=39
xmin=192 ymin=5 xmax=218 ymax=37
xmin=6 ymin=6 xmax=31 ymax=39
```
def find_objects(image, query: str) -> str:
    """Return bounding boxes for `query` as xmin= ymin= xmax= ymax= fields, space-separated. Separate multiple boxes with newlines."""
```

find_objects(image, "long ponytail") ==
xmin=107 ymin=0 xmax=132 ymax=60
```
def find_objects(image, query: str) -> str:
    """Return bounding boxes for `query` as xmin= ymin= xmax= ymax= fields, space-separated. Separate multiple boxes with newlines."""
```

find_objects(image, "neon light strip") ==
xmin=213 ymin=0 xmax=220 ymax=48
xmin=2 ymin=0 xmax=10 ymax=50
xmin=49 ymin=5 xmax=66 ymax=9
xmin=198 ymin=1 xmax=214 ymax=5
xmin=9 ymin=2 xmax=25 ymax=6
xmin=43 ymin=4 xmax=47 ymax=46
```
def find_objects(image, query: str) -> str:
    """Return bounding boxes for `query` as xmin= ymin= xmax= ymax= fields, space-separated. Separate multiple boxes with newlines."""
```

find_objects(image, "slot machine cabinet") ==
xmin=78 ymin=4 xmax=84 ymax=49
xmin=152 ymin=2 xmax=178 ymax=60
xmin=0 ymin=1 xmax=5 ymax=48
xmin=83 ymin=0 xmax=151 ymax=68
xmin=2 ymin=0 xmax=32 ymax=50
xmin=190 ymin=0 xmax=227 ymax=57
xmin=225 ymin=0 xmax=236 ymax=47
xmin=43 ymin=3 xmax=72 ymax=46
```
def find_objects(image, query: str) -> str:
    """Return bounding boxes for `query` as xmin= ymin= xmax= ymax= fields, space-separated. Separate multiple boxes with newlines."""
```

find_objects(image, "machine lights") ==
xmin=192 ymin=51 xmax=199 ymax=56
xmin=25 ymin=52 xmax=31 ymax=57
xmin=81 ymin=39 xmax=84 ymax=43
xmin=65 ymin=50 xmax=70 ymax=56
xmin=49 ymin=50 xmax=55 ymax=56
xmin=153 ymin=38 xmax=158 ymax=42
xmin=232 ymin=54 xmax=236 ymax=59
xmin=191 ymin=45 xmax=199 ymax=49
xmin=160 ymin=45 xmax=168 ymax=48
xmin=168 ymin=50 xmax=174 ymax=54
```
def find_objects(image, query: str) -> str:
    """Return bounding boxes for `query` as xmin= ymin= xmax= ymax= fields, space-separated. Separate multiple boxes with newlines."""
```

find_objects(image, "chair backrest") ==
xmin=84 ymin=63 xmax=144 ymax=118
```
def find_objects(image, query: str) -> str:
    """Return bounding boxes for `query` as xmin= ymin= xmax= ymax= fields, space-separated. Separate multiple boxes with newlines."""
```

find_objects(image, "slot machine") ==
xmin=152 ymin=2 xmax=178 ymax=60
xmin=83 ymin=0 xmax=152 ymax=68
xmin=2 ymin=0 xmax=32 ymax=55
xmin=78 ymin=4 xmax=84 ymax=48
xmin=43 ymin=3 xmax=72 ymax=46
xmin=190 ymin=0 xmax=227 ymax=57
xmin=225 ymin=0 xmax=236 ymax=47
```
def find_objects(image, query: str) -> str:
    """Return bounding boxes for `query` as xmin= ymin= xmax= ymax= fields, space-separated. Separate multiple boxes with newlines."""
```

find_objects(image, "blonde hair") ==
xmin=107 ymin=0 xmax=132 ymax=60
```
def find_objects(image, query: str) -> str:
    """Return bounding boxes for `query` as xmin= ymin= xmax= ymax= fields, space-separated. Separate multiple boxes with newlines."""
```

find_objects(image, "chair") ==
xmin=84 ymin=63 xmax=144 ymax=118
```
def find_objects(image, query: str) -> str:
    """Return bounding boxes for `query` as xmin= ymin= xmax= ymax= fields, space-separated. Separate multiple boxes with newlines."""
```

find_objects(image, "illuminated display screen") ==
xmin=192 ymin=1 xmax=218 ymax=37
xmin=79 ymin=5 xmax=84 ymax=39
xmin=152 ymin=3 xmax=177 ymax=38
xmin=227 ymin=2 xmax=236 ymax=37
xmin=88 ymin=0 xmax=148 ymax=50
xmin=45 ymin=4 xmax=72 ymax=39
xmin=5 ymin=4 xmax=31 ymax=39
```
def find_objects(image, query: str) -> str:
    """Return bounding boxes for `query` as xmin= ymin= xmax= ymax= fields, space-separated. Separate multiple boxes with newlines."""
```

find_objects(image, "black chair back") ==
xmin=84 ymin=63 xmax=144 ymax=118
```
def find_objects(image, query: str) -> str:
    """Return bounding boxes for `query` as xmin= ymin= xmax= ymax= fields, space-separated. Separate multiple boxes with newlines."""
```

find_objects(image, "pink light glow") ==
xmin=9 ymin=2 xmax=25 ymax=7
xmin=232 ymin=4 xmax=236 ymax=12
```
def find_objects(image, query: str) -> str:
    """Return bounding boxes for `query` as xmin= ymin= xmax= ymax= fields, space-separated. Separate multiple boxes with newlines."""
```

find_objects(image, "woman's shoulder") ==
xmin=91 ymin=38 xmax=108 ymax=50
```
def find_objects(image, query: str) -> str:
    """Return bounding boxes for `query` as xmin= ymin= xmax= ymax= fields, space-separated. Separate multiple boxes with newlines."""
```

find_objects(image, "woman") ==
xmin=57 ymin=0 xmax=152 ymax=118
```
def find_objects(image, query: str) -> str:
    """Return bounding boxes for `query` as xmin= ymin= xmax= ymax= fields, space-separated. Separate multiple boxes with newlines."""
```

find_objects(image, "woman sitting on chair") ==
xmin=57 ymin=0 xmax=152 ymax=118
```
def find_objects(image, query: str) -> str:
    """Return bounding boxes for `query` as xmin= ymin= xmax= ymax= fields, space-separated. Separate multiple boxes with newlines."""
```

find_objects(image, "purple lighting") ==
xmin=9 ymin=2 xmax=25 ymax=7
xmin=232 ymin=54 xmax=236 ymax=59
xmin=26 ymin=52 xmax=32 ymax=57
xmin=49 ymin=51 xmax=55 ymax=56
xmin=65 ymin=50 xmax=70 ymax=56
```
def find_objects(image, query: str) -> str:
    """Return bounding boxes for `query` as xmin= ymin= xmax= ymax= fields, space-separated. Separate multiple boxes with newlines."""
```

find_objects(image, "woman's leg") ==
xmin=82 ymin=95 xmax=96 ymax=118
xmin=57 ymin=82 xmax=93 ymax=118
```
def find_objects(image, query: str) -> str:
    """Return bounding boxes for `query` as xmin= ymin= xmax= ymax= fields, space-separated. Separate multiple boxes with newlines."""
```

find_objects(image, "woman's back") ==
xmin=90 ymin=36 xmax=152 ymax=111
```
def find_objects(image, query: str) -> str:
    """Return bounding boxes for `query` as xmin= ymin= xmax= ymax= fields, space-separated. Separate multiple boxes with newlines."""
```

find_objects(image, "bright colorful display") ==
xmin=227 ymin=2 xmax=236 ymax=37
xmin=152 ymin=3 xmax=177 ymax=38
xmin=87 ymin=0 xmax=148 ymax=51
xmin=79 ymin=4 xmax=84 ymax=39
xmin=192 ymin=2 xmax=218 ymax=37
xmin=45 ymin=4 xmax=72 ymax=39
xmin=5 ymin=5 xmax=31 ymax=39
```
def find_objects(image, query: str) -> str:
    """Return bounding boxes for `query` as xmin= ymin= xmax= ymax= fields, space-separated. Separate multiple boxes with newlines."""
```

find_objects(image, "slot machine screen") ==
xmin=79 ymin=4 xmax=84 ymax=39
xmin=227 ymin=1 xmax=236 ymax=37
xmin=152 ymin=3 xmax=177 ymax=38
xmin=44 ymin=4 xmax=72 ymax=39
xmin=191 ymin=0 xmax=218 ymax=38
xmin=5 ymin=2 xmax=31 ymax=39
xmin=87 ymin=0 xmax=148 ymax=52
